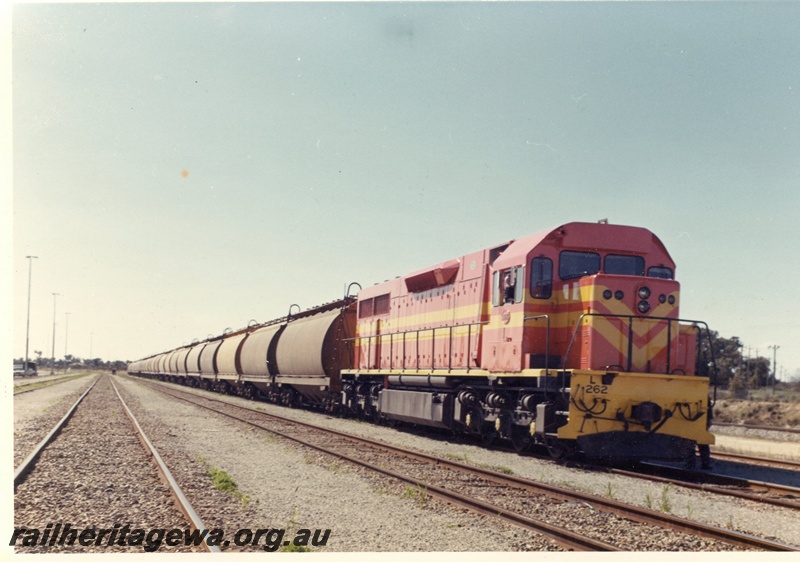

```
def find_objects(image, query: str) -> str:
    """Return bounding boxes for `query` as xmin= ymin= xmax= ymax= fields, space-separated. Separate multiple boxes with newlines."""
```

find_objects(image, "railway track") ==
xmin=429 ymin=413 xmax=800 ymax=510
xmin=13 ymin=372 xmax=95 ymax=395
xmin=613 ymin=464 xmax=800 ymax=511
xmin=711 ymin=450 xmax=800 ymax=471
xmin=714 ymin=422 xmax=800 ymax=435
xmin=132 ymin=377 xmax=798 ymax=552
xmin=13 ymin=374 xmax=219 ymax=553
xmin=500 ymin=449 xmax=800 ymax=512
xmin=438 ymin=436 xmax=800 ymax=512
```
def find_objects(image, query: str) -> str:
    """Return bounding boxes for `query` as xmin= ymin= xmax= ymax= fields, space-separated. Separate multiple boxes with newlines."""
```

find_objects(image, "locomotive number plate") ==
xmin=585 ymin=384 xmax=609 ymax=395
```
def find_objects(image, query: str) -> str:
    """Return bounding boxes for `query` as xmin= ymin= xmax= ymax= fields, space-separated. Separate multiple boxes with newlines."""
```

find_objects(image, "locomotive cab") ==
xmin=485 ymin=223 xmax=715 ymax=463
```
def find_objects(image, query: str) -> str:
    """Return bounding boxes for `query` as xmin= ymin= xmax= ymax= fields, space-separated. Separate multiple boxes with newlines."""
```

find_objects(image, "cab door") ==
xmin=486 ymin=265 xmax=525 ymax=372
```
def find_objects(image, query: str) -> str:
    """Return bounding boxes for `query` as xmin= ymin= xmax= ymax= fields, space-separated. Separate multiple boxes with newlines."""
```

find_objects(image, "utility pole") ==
xmin=746 ymin=347 xmax=751 ymax=389
xmin=755 ymin=348 xmax=759 ymax=390
xmin=733 ymin=338 xmax=745 ymax=398
xmin=769 ymin=345 xmax=780 ymax=395
xmin=64 ymin=312 xmax=70 ymax=373
xmin=24 ymin=256 xmax=38 ymax=374
xmin=50 ymin=293 xmax=60 ymax=375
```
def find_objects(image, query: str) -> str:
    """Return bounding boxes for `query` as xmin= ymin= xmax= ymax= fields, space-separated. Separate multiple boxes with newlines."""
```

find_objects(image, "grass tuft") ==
xmin=207 ymin=466 xmax=250 ymax=506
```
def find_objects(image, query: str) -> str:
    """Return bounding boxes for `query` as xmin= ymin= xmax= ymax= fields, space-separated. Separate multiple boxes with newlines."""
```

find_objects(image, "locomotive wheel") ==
xmin=281 ymin=389 xmax=296 ymax=408
xmin=545 ymin=438 xmax=575 ymax=462
xmin=510 ymin=427 xmax=531 ymax=453
xmin=463 ymin=407 xmax=492 ymax=444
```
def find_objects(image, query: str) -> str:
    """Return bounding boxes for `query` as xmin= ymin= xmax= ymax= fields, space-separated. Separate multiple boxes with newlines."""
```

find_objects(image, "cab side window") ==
xmin=492 ymin=266 xmax=524 ymax=306
xmin=530 ymin=257 xmax=553 ymax=299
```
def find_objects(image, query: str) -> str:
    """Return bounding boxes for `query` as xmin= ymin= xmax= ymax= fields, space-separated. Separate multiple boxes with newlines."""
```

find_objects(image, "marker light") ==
xmin=668 ymin=295 xmax=676 ymax=305
xmin=603 ymin=290 xmax=613 ymax=300
xmin=614 ymin=290 xmax=624 ymax=300
xmin=659 ymin=294 xmax=667 ymax=304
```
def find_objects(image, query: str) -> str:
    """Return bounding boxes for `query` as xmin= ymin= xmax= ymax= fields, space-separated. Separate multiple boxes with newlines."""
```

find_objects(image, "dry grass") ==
xmin=714 ymin=398 xmax=800 ymax=427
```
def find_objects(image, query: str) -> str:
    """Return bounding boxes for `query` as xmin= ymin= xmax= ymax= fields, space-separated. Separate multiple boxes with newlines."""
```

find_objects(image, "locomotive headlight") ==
xmin=637 ymin=286 xmax=651 ymax=300
xmin=614 ymin=290 xmax=624 ymax=300
xmin=603 ymin=290 xmax=613 ymax=300
xmin=632 ymin=401 xmax=663 ymax=424
xmin=637 ymin=300 xmax=651 ymax=313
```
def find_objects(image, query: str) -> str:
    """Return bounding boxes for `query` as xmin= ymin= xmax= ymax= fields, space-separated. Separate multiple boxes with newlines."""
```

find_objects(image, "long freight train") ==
xmin=128 ymin=221 xmax=717 ymax=467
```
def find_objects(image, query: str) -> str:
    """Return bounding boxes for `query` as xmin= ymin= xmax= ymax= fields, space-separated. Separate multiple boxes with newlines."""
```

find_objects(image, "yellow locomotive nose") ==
xmin=556 ymin=370 xmax=714 ymax=462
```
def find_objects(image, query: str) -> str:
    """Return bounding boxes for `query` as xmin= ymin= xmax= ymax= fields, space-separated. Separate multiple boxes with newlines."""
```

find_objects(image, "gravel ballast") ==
xmin=113 ymin=376 xmax=559 ymax=552
xmin=13 ymin=374 xmax=99 ymax=467
xmin=117 ymin=376 xmax=800 ymax=549
xmin=14 ymin=375 xmax=203 ymax=553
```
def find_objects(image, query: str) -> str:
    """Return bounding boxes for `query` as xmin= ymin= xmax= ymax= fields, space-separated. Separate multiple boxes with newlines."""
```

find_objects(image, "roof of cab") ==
xmin=492 ymin=222 xmax=674 ymax=271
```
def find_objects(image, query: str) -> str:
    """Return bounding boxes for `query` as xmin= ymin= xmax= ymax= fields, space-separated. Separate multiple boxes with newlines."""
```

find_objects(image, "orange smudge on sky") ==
xmin=181 ymin=169 xmax=189 ymax=178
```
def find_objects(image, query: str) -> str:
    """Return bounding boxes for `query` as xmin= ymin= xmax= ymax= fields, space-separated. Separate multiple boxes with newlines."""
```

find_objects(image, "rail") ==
xmin=135 ymin=378 xmax=798 ymax=552
xmin=14 ymin=377 xmax=99 ymax=488
xmin=109 ymin=378 xmax=221 ymax=553
xmin=135 ymin=379 xmax=619 ymax=551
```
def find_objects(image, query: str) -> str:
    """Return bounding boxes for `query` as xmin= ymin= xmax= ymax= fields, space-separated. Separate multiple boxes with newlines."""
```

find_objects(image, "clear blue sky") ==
xmin=8 ymin=2 xmax=800 ymax=379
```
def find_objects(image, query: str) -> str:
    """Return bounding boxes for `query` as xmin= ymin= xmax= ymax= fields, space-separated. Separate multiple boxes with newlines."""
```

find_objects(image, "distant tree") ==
xmin=698 ymin=331 xmax=742 ymax=388
xmin=697 ymin=331 xmax=772 ymax=391
xmin=745 ymin=356 xmax=772 ymax=389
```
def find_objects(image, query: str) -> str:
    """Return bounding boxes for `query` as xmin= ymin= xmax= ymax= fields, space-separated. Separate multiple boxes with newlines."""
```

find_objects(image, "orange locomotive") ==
xmin=129 ymin=221 xmax=716 ymax=467
xmin=343 ymin=221 xmax=716 ymax=466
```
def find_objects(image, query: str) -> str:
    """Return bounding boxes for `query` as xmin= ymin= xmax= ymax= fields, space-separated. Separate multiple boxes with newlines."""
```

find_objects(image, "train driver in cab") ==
xmin=503 ymin=271 xmax=516 ymax=304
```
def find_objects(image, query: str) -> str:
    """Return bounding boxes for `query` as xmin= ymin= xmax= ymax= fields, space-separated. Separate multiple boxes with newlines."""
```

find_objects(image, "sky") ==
xmin=6 ymin=1 xmax=800 ymax=379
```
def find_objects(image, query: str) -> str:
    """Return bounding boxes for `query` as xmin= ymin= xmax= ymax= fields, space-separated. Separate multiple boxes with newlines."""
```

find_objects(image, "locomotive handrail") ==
xmin=561 ymin=312 xmax=718 ymax=403
xmin=343 ymin=320 xmax=489 ymax=374
xmin=344 ymin=282 xmax=362 ymax=298
xmin=522 ymin=314 xmax=552 ymax=397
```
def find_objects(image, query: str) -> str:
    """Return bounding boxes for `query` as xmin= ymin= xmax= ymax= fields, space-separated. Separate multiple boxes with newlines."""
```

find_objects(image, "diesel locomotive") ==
xmin=128 ymin=221 xmax=717 ymax=467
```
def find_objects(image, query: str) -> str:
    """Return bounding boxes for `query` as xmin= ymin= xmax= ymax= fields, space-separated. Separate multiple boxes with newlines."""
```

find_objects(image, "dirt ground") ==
xmin=713 ymin=398 xmax=800 ymax=427
xmin=712 ymin=433 xmax=800 ymax=459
